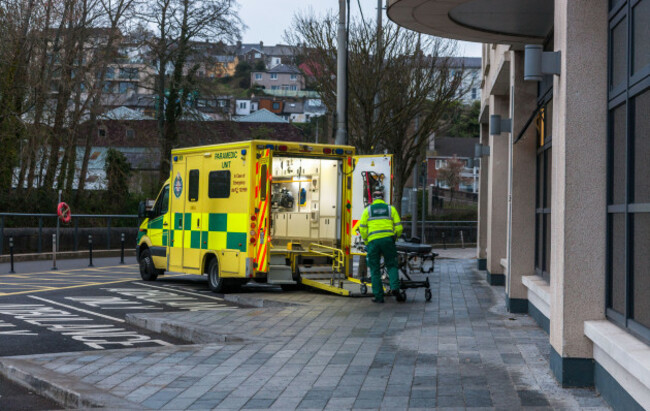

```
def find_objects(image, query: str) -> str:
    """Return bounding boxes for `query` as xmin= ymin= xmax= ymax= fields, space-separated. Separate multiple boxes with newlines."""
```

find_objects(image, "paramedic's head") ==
xmin=372 ymin=185 xmax=385 ymax=200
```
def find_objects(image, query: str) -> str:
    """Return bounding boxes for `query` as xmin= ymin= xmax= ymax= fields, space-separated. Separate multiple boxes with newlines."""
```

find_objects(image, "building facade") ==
xmin=251 ymin=64 xmax=305 ymax=92
xmin=389 ymin=0 xmax=649 ymax=409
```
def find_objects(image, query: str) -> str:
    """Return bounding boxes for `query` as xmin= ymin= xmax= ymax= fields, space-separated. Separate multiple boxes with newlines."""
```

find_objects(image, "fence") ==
xmin=401 ymin=220 xmax=477 ymax=248
xmin=0 ymin=213 xmax=140 ymax=255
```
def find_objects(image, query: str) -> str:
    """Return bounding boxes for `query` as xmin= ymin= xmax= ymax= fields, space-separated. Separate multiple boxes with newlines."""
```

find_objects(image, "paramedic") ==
xmin=358 ymin=185 xmax=403 ymax=303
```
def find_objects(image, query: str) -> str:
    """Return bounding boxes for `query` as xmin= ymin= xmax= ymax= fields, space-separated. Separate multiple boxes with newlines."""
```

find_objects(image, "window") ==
xmin=152 ymin=185 xmax=169 ymax=218
xmin=254 ymin=52 xmax=261 ymax=58
xmin=290 ymin=74 xmax=297 ymax=80
xmin=271 ymin=86 xmax=279 ymax=90
xmin=119 ymin=68 xmax=138 ymax=79
xmin=105 ymin=67 xmax=114 ymax=79
xmin=260 ymin=165 xmax=267 ymax=200
xmin=98 ymin=127 xmax=106 ymax=138
xmin=290 ymin=85 xmax=297 ymax=91
xmin=607 ymin=0 xmax=650 ymax=342
xmin=239 ymin=101 xmax=247 ymax=109
xmin=126 ymin=129 xmax=135 ymax=139
xmin=270 ymin=73 xmax=278 ymax=80
xmin=119 ymin=82 xmax=136 ymax=94
xmin=272 ymin=102 xmax=280 ymax=110
xmin=208 ymin=170 xmax=230 ymax=198
xmin=534 ymin=35 xmax=554 ymax=283
xmin=471 ymin=88 xmax=478 ymax=100
xmin=188 ymin=169 xmax=199 ymax=202
xmin=255 ymin=73 xmax=262 ymax=80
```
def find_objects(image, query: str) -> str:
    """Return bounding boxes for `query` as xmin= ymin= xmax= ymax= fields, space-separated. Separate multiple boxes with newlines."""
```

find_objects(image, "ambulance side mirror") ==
xmin=138 ymin=201 xmax=147 ymax=218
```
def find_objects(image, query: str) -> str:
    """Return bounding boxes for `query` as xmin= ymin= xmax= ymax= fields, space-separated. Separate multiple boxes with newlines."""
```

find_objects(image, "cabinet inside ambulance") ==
xmin=269 ymin=157 xmax=342 ymax=248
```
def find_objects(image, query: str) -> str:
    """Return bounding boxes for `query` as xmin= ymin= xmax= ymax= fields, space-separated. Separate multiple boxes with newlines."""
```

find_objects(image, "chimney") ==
xmin=236 ymin=40 xmax=241 ymax=50
xmin=259 ymin=41 xmax=263 ymax=49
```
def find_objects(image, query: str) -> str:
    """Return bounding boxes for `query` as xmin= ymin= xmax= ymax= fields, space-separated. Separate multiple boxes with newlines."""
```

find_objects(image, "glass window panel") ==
xmin=545 ymin=101 xmax=553 ymax=140
xmin=536 ymin=214 xmax=544 ymax=271
xmin=208 ymin=170 xmax=230 ymax=199
xmin=160 ymin=186 xmax=169 ymax=215
xmin=610 ymin=213 xmax=627 ymax=314
xmin=611 ymin=18 xmax=628 ymax=90
xmin=633 ymin=0 xmax=650 ymax=74
xmin=634 ymin=90 xmax=650 ymax=203
xmin=537 ymin=152 xmax=544 ymax=208
xmin=545 ymin=148 xmax=553 ymax=209
xmin=544 ymin=214 xmax=551 ymax=281
xmin=611 ymin=104 xmax=627 ymax=204
xmin=633 ymin=213 xmax=650 ymax=328
xmin=188 ymin=169 xmax=199 ymax=202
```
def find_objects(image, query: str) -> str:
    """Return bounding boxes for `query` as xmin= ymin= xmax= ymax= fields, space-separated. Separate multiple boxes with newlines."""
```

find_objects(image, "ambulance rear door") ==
xmin=254 ymin=148 xmax=272 ymax=273
xmin=351 ymin=154 xmax=393 ymax=254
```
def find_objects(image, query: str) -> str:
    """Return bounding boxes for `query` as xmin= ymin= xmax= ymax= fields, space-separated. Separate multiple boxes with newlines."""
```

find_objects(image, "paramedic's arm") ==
xmin=359 ymin=208 xmax=369 ymax=242
xmin=392 ymin=206 xmax=403 ymax=238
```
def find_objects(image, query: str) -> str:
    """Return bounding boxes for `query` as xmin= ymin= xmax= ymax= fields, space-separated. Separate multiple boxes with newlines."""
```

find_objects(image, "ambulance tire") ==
xmin=208 ymin=258 xmax=227 ymax=293
xmin=139 ymin=249 xmax=159 ymax=281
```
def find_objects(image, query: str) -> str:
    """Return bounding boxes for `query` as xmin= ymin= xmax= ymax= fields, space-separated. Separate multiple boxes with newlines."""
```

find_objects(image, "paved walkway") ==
xmin=0 ymin=259 xmax=610 ymax=410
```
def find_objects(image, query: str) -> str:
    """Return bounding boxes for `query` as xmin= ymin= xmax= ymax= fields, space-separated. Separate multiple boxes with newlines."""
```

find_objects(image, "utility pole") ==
xmin=373 ymin=0 xmax=382 ymax=136
xmin=411 ymin=115 xmax=419 ymax=239
xmin=335 ymin=0 xmax=348 ymax=145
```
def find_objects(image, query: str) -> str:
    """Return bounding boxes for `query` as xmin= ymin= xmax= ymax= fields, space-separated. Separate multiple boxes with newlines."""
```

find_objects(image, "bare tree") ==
xmin=286 ymin=12 xmax=470 ymax=211
xmin=138 ymin=0 xmax=243 ymax=184
xmin=437 ymin=155 xmax=470 ymax=204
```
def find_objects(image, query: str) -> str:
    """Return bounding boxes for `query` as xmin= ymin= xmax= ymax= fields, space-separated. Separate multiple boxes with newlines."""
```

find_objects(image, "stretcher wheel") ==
xmin=360 ymin=284 xmax=367 ymax=295
xmin=425 ymin=288 xmax=432 ymax=302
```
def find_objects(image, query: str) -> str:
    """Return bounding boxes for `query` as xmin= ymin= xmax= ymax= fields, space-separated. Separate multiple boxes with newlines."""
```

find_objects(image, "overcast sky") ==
xmin=238 ymin=0 xmax=483 ymax=58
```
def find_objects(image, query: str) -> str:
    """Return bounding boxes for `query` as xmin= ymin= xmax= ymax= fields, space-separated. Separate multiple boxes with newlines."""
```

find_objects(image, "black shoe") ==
xmin=371 ymin=298 xmax=384 ymax=303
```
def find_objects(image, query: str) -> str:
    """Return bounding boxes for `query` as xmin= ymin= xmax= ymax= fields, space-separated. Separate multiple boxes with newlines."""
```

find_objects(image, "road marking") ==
xmin=133 ymin=282 xmax=227 ymax=302
xmin=0 ymin=304 xmax=171 ymax=349
xmin=65 ymin=296 xmax=162 ymax=311
xmin=27 ymin=295 xmax=125 ymax=323
xmin=104 ymin=284 xmax=236 ymax=311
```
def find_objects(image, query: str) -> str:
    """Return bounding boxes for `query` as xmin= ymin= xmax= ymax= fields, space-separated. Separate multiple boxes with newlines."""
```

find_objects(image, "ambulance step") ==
xmin=267 ymin=264 xmax=296 ymax=285
xmin=269 ymin=254 xmax=288 ymax=265
xmin=298 ymin=264 xmax=336 ymax=275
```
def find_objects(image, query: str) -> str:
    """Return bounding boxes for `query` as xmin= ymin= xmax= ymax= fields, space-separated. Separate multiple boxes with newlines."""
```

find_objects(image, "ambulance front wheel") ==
xmin=139 ymin=249 xmax=159 ymax=281
xmin=208 ymin=258 xmax=226 ymax=293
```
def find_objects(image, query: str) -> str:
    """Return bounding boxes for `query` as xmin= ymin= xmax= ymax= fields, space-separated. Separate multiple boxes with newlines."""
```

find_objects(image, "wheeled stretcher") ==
xmin=357 ymin=238 xmax=437 ymax=301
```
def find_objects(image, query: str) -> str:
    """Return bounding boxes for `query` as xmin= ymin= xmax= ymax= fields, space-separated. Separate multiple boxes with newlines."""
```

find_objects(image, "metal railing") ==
xmin=400 ymin=220 xmax=477 ymax=248
xmin=0 ymin=213 xmax=140 ymax=255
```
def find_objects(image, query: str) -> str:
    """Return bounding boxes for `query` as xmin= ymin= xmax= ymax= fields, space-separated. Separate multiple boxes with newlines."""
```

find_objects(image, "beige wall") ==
xmin=476 ymin=123 xmax=489 ymax=260
xmin=486 ymin=94 xmax=510 ymax=275
xmin=506 ymin=51 xmax=538 ymax=301
xmin=549 ymin=0 xmax=608 ymax=359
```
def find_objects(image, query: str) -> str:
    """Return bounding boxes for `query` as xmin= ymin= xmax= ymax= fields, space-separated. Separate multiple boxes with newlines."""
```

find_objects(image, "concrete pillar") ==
xmin=505 ymin=51 xmax=538 ymax=313
xmin=549 ymin=0 xmax=608 ymax=387
xmin=486 ymin=95 xmax=510 ymax=285
xmin=476 ymin=123 xmax=489 ymax=269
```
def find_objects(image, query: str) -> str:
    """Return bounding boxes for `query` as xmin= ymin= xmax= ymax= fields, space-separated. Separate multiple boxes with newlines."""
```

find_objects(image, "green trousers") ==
xmin=366 ymin=236 xmax=400 ymax=300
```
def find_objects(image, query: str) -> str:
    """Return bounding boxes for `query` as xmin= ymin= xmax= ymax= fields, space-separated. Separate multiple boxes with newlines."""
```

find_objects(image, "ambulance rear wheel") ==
xmin=208 ymin=258 xmax=226 ymax=293
xmin=139 ymin=249 xmax=158 ymax=282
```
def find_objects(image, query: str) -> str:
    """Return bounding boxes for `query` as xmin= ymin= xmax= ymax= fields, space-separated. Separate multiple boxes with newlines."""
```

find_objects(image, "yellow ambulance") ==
xmin=137 ymin=139 xmax=391 ymax=295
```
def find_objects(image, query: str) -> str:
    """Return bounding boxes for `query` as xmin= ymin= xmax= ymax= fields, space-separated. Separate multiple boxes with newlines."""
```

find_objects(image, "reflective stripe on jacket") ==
xmin=359 ymin=199 xmax=403 ymax=243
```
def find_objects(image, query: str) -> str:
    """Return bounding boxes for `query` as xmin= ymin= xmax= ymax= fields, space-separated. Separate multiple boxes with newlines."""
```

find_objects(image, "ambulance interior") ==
xmin=270 ymin=157 xmax=342 ymax=248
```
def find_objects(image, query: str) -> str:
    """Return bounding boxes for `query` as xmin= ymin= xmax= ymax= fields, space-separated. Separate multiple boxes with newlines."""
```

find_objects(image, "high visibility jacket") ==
xmin=359 ymin=199 xmax=403 ymax=243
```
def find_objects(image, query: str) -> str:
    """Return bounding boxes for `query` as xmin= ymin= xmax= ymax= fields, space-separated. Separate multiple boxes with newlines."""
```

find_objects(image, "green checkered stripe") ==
xmin=168 ymin=212 xmax=247 ymax=252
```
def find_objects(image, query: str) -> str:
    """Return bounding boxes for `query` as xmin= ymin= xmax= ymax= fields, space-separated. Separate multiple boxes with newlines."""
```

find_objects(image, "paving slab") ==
xmin=0 ymin=259 xmax=611 ymax=410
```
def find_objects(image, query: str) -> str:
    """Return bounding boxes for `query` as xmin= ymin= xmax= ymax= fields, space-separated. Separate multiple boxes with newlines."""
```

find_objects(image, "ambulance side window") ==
xmin=188 ymin=169 xmax=199 ymax=202
xmin=261 ymin=165 xmax=267 ymax=200
xmin=153 ymin=185 xmax=169 ymax=218
xmin=209 ymin=170 xmax=230 ymax=198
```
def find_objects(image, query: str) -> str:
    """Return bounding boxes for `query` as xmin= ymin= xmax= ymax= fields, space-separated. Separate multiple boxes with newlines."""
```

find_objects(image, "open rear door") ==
xmin=351 ymin=155 xmax=393 ymax=254
xmin=254 ymin=148 xmax=272 ymax=273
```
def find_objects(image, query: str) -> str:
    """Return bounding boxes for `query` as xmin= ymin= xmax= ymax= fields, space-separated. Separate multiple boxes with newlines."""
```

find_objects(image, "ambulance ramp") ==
xmin=298 ymin=264 xmax=372 ymax=297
